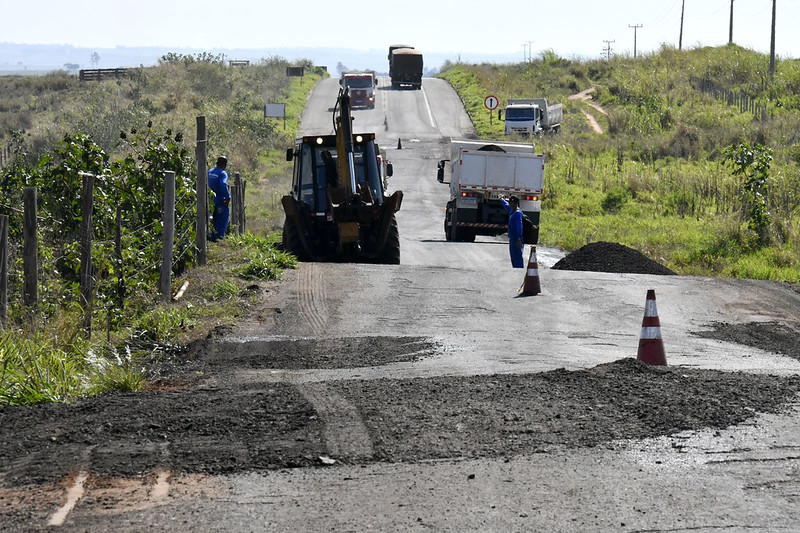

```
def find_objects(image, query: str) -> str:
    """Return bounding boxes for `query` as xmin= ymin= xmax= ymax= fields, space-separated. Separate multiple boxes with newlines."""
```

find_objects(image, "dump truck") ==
xmin=340 ymin=70 xmax=377 ymax=108
xmin=437 ymin=139 xmax=544 ymax=243
xmin=388 ymin=45 xmax=423 ymax=89
xmin=281 ymin=88 xmax=403 ymax=263
xmin=503 ymin=98 xmax=563 ymax=135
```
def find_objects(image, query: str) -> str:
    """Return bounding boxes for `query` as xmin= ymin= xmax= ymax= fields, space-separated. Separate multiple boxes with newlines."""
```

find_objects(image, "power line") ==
xmin=729 ymin=0 xmax=734 ymax=44
xmin=629 ymin=24 xmax=643 ymax=58
xmin=602 ymin=40 xmax=615 ymax=61
xmin=769 ymin=0 xmax=776 ymax=79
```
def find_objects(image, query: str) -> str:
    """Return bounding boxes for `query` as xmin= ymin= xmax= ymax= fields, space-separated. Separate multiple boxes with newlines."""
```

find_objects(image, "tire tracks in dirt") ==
xmin=293 ymin=263 xmax=374 ymax=461
xmin=296 ymin=263 xmax=328 ymax=335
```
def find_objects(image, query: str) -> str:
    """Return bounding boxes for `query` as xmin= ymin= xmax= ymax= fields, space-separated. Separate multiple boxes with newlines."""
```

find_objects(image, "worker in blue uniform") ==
xmin=501 ymin=195 xmax=524 ymax=268
xmin=208 ymin=156 xmax=230 ymax=241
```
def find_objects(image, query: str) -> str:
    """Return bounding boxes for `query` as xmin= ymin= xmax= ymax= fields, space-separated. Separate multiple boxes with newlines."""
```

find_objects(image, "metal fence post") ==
xmin=161 ymin=171 xmax=176 ymax=301
xmin=23 ymin=187 xmax=37 ymax=309
xmin=196 ymin=116 xmax=208 ymax=265
xmin=79 ymin=173 xmax=95 ymax=336
xmin=0 ymin=214 xmax=8 ymax=327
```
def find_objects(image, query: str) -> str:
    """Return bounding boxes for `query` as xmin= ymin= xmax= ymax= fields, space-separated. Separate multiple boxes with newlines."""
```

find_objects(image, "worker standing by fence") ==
xmin=208 ymin=156 xmax=230 ymax=241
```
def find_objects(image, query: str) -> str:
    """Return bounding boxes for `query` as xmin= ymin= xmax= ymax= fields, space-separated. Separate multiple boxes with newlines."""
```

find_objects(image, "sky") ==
xmin=3 ymin=0 xmax=800 ymax=61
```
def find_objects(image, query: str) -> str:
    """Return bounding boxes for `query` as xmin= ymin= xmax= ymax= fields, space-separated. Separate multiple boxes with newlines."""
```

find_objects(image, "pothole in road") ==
xmin=203 ymin=336 xmax=439 ymax=370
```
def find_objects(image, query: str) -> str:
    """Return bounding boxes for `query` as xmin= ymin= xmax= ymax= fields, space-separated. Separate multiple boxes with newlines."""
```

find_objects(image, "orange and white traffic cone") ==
xmin=520 ymin=246 xmax=541 ymax=296
xmin=637 ymin=289 xmax=667 ymax=366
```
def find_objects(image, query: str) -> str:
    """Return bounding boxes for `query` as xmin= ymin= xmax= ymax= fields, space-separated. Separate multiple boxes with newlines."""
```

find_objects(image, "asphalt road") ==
xmin=217 ymin=78 xmax=800 ymax=530
xmin=5 ymin=77 xmax=800 ymax=532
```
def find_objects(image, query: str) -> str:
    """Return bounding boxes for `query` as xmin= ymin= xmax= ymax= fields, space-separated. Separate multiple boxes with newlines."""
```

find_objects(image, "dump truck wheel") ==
xmin=457 ymin=229 xmax=476 ymax=242
xmin=524 ymin=226 xmax=539 ymax=245
xmin=377 ymin=215 xmax=400 ymax=264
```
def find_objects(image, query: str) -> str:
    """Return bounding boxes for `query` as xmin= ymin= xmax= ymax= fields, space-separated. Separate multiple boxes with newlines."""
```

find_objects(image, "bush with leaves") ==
xmin=0 ymin=125 xmax=196 ymax=327
xmin=725 ymin=142 xmax=774 ymax=245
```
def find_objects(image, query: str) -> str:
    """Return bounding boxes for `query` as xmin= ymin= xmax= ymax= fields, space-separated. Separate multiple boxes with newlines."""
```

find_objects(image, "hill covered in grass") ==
xmin=0 ymin=53 xmax=325 ymax=232
xmin=439 ymin=45 xmax=800 ymax=283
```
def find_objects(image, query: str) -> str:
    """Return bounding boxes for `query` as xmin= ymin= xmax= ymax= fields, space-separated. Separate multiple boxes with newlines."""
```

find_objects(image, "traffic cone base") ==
xmin=520 ymin=246 xmax=541 ymax=296
xmin=637 ymin=289 xmax=667 ymax=365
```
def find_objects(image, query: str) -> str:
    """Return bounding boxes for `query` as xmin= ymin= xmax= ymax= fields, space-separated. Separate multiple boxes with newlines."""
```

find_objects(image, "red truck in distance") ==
xmin=340 ymin=71 xmax=377 ymax=108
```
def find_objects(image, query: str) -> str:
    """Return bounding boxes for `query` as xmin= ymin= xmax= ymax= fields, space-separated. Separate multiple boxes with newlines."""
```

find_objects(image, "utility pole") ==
xmin=603 ymin=40 xmax=615 ymax=61
xmin=527 ymin=41 xmax=534 ymax=62
xmin=679 ymin=0 xmax=685 ymax=50
xmin=629 ymin=24 xmax=643 ymax=58
xmin=729 ymin=0 xmax=734 ymax=44
xmin=769 ymin=0 xmax=776 ymax=79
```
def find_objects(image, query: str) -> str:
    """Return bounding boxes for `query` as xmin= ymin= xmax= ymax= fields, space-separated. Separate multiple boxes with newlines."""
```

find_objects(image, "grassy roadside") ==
xmin=1 ymin=57 xmax=315 ymax=407
xmin=438 ymin=46 xmax=800 ymax=283
xmin=1 ymin=233 xmax=297 ymax=407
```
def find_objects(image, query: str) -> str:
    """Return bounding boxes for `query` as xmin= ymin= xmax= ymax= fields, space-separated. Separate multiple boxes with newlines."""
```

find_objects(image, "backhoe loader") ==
xmin=281 ymin=87 xmax=402 ymax=263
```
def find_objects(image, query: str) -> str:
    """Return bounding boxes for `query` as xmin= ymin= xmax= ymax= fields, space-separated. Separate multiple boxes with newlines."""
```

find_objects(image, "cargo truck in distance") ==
xmin=503 ymin=98 xmax=563 ymax=135
xmin=340 ymin=70 xmax=377 ymax=108
xmin=281 ymin=88 xmax=403 ymax=263
xmin=437 ymin=139 xmax=544 ymax=243
xmin=388 ymin=44 xmax=423 ymax=89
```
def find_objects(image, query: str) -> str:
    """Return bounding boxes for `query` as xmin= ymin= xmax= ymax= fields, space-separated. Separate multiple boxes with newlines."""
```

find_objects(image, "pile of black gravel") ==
xmin=551 ymin=241 xmax=676 ymax=275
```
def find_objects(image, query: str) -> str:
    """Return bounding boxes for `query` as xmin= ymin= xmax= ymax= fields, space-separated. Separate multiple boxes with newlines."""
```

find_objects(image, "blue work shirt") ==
xmin=501 ymin=198 xmax=524 ymax=243
xmin=208 ymin=167 xmax=230 ymax=207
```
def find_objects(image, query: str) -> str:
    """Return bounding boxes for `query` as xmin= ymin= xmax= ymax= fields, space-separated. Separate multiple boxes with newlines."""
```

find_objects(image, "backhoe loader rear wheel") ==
xmin=376 ymin=215 xmax=400 ymax=264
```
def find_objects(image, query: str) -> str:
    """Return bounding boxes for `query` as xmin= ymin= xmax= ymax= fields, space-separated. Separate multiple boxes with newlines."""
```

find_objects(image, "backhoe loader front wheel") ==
xmin=376 ymin=215 xmax=400 ymax=264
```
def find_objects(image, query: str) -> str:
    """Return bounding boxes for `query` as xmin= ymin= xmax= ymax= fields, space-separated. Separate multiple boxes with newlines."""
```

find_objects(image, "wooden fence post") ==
xmin=230 ymin=172 xmax=244 ymax=235
xmin=161 ymin=171 xmax=176 ymax=302
xmin=115 ymin=205 xmax=124 ymax=309
xmin=23 ymin=187 xmax=37 ymax=309
xmin=196 ymin=116 xmax=207 ymax=265
xmin=79 ymin=173 xmax=95 ymax=336
xmin=0 ymin=214 xmax=8 ymax=327
xmin=236 ymin=173 xmax=246 ymax=234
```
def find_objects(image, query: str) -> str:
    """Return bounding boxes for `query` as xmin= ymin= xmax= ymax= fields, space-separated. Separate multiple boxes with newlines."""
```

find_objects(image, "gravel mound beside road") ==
xmin=551 ymin=241 xmax=676 ymax=275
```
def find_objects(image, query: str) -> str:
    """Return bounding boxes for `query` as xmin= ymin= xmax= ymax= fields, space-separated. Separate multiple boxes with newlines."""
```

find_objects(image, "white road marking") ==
xmin=420 ymin=83 xmax=437 ymax=129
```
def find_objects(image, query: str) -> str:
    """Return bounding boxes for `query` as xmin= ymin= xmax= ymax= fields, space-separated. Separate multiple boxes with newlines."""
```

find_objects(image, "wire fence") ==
xmin=1 ymin=169 xmax=246 ymax=331
xmin=690 ymin=76 xmax=769 ymax=121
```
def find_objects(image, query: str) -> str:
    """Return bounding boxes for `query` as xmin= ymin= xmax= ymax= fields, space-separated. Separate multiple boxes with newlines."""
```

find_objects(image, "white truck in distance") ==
xmin=503 ymin=98 xmax=563 ymax=135
xmin=437 ymin=139 xmax=544 ymax=243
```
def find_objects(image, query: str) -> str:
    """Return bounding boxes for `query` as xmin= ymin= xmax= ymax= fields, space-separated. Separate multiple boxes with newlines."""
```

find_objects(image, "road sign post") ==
xmin=485 ymin=95 xmax=499 ymax=126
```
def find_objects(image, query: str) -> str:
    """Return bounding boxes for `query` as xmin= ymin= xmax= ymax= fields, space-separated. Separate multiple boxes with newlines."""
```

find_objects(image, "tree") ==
xmin=725 ymin=142 xmax=773 ymax=245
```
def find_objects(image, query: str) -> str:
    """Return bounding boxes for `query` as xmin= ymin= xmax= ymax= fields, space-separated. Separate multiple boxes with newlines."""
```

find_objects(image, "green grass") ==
xmin=438 ymin=45 xmax=800 ymax=286
xmin=0 ymin=332 xmax=148 ymax=407
xmin=1 ymin=55 xmax=315 ymax=406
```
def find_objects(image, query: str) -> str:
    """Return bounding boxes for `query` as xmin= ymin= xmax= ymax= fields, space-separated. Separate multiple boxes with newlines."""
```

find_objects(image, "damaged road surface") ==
xmin=4 ymin=78 xmax=800 ymax=532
